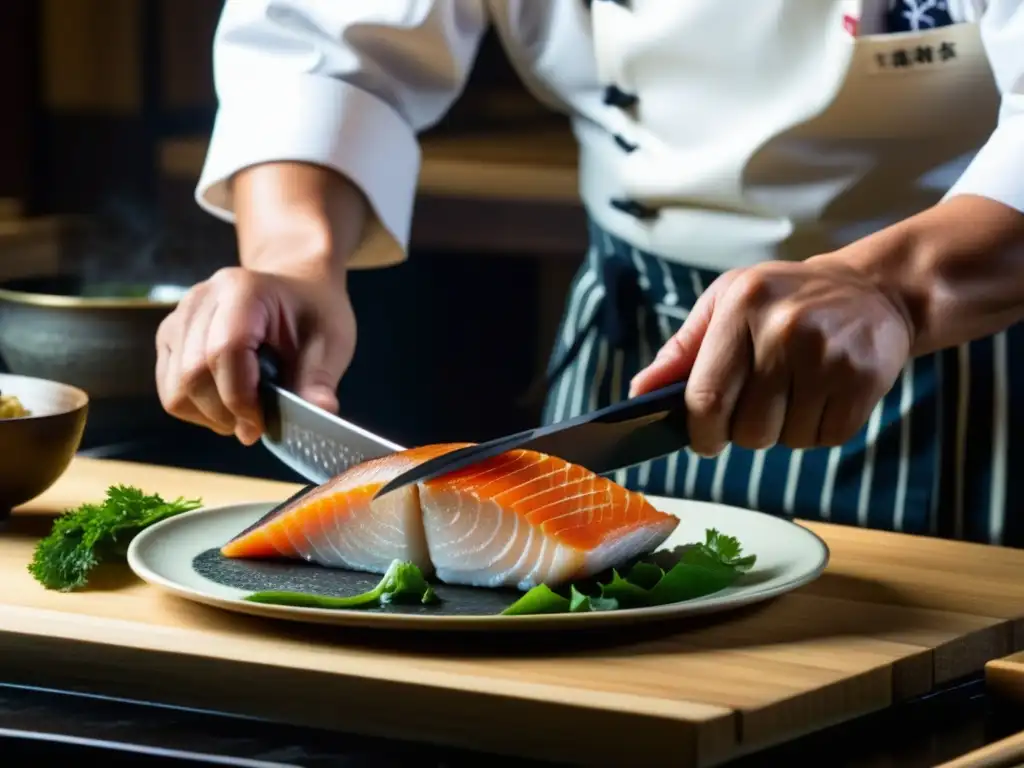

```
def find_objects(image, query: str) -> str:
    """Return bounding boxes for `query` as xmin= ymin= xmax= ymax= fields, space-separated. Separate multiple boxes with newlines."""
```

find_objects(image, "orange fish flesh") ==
xmin=221 ymin=443 xmax=680 ymax=591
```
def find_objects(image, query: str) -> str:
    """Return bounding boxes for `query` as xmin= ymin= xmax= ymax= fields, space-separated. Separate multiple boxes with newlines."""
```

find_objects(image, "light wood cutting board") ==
xmin=937 ymin=730 xmax=1024 ymax=768
xmin=987 ymin=651 xmax=1024 ymax=704
xmin=3 ymin=457 xmax=1024 ymax=766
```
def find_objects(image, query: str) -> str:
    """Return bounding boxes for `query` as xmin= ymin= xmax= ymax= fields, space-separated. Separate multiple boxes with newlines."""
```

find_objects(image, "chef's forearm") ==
xmin=831 ymin=194 xmax=1024 ymax=357
xmin=231 ymin=161 xmax=368 ymax=284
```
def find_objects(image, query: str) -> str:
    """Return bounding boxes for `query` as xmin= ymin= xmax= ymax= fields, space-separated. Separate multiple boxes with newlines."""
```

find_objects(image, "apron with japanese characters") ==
xmin=541 ymin=8 xmax=1024 ymax=546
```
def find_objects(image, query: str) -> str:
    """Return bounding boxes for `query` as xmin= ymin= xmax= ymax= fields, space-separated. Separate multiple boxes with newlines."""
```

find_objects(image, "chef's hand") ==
xmin=156 ymin=266 xmax=355 ymax=445
xmin=629 ymin=255 xmax=914 ymax=455
xmin=156 ymin=161 xmax=366 ymax=445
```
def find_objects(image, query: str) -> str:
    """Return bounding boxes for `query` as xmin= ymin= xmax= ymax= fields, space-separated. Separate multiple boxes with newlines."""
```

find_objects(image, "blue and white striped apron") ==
xmin=541 ymin=221 xmax=1024 ymax=547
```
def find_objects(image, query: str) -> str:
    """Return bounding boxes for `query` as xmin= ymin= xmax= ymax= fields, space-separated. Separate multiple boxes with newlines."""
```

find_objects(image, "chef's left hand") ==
xmin=629 ymin=256 xmax=915 ymax=456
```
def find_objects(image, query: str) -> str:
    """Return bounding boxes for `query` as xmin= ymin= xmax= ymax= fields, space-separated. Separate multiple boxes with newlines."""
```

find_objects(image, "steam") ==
xmin=74 ymin=194 xmax=237 ymax=291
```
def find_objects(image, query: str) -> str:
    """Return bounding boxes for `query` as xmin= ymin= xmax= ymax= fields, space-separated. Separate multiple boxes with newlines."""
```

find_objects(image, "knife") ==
xmin=256 ymin=345 xmax=404 ymax=484
xmin=372 ymin=380 xmax=689 ymax=499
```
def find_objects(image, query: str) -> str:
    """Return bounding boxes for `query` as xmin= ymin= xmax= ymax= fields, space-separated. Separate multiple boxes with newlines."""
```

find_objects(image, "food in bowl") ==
xmin=0 ymin=390 xmax=30 ymax=419
xmin=0 ymin=372 xmax=89 ymax=516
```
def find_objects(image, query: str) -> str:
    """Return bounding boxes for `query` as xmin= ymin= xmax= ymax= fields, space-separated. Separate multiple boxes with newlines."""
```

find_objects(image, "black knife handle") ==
xmin=256 ymin=343 xmax=284 ymax=438
xmin=373 ymin=379 xmax=690 ymax=498
xmin=256 ymin=344 xmax=283 ymax=390
xmin=592 ymin=380 xmax=688 ymax=425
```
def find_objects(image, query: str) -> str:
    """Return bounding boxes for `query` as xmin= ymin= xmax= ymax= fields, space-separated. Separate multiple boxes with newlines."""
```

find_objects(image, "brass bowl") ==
xmin=0 ymin=372 xmax=89 ymax=518
xmin=0 ymin=275 xmax=188 ymax=400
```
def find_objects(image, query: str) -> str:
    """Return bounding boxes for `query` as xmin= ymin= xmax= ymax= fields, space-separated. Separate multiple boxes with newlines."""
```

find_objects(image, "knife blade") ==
xmin=372 ymin=380 xmax=689 ymax=499
xmin=256 ymin=345 xmax=404 ymax=484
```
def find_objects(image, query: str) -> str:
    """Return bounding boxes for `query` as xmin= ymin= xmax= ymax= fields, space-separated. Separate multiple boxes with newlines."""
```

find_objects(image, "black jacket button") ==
xmin=613 ymin=134 xmax=638 ymax=153
xmin=603 ymin=85 xmax=639 ymax=109
xmin=610 ymin=198 xmax=658 ymax=220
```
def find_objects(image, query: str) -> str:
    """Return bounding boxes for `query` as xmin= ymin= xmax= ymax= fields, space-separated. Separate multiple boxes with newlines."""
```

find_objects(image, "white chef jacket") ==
xmin=195 ymin=0 xmax=1024 ymax=273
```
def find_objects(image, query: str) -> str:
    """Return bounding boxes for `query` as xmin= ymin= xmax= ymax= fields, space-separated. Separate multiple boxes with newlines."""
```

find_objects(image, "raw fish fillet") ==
xmin=220 ymin=444 xmax=457 ymax=577
xmin=222 ymin=443 xmax=680 ymax=591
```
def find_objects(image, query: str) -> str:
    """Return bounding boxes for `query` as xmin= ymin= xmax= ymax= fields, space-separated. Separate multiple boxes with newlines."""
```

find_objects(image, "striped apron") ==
xmin=541 ymin=221 xmax=1024 ymax=547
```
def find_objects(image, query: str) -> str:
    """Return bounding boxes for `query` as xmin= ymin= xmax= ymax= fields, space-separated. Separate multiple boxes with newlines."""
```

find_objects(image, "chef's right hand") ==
xmin=155 ymin=266 xmax=356 ymax=446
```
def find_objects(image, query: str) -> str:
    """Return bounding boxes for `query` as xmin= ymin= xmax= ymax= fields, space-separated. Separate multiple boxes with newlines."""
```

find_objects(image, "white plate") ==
xmin=127 ymin=497 xmax=830 ymax=631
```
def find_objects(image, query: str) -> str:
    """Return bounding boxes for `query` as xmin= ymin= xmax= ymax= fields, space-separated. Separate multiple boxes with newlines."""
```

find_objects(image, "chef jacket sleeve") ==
xmin=195 ymin=0 xmax=488 ymax=268
xmin=944 ymin=0 xmax=1024 ymax=214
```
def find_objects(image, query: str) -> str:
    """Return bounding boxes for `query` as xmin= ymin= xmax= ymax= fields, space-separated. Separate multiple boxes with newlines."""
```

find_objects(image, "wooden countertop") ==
xmin=938 ymin=729 xmax=1024 ymax=768
xmin=987 ymin=651 xmax=1024 ymax=703
xmin=4 ymin=457 xmax=1024 ymax=766
xmin=159 ymin=127 xmax=581 ymax=203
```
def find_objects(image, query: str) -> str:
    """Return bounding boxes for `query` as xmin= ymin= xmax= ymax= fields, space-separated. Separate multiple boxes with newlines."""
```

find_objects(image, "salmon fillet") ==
xmin=222 ymin=443 xmax=680 ymax=591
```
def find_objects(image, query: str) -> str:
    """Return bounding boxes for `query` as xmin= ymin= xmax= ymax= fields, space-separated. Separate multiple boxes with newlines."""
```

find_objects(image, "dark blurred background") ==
xmin=0 ymin=0 xmax=586 ymax=481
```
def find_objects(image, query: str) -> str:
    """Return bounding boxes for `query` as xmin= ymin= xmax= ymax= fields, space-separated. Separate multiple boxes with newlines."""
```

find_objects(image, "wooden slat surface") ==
xmin=937 ymin=730 xmax=1024 ymax=768
xmin=41 ymin=0 xmax=141 ymax=113
xmin=159 ymin=129 xmax=581 ymax=202
xmin=987 ymin=651 xmax=1024 ymax=703
xmin=2 ymin=457 xmax=1024 ymax=766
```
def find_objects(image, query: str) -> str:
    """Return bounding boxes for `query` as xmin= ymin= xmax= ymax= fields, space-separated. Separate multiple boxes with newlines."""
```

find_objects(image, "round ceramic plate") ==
xmin=127 ymin=497 xmax=830 ymax=631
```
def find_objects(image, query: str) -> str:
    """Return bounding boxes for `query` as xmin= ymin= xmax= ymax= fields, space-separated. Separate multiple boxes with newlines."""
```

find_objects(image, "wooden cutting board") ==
xmin=3 ymin=457 xmax=1024 ymax=767
xmin=987 ymin=651 xmax=1024 ymax=703
xmin=937 ymin=730 xmax=1024 ymax=768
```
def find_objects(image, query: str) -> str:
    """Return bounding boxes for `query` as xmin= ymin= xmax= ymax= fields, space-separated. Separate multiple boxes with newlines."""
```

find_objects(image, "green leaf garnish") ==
xmin=501 ymin=528 xmax=756 ymax=616
xmin=624 ymin=562 xmax=663 ymax=591
xmin=569 ymin=585 xmax=619 ymax=613
xmin=245 ymin=559 xmax=440 ymax=610
xmin=497 ymin=584 xmax=570 ymax=616
xmin=698 ymin=528 xmax=757 ymax=571
xmin=646 ymin=550 xmax=738 ymax=604
xmin=28 ymin=485 xmax=202 ymax=592
xmin=600 ymin=568 xmax=654 ymax=607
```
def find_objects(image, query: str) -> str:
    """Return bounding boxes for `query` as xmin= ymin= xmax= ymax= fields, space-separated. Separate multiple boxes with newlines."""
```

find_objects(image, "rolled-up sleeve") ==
xmin=196 ymin=0 xmax=488 ymax=268
xmin=945 ymin=0 xmax=1024 ymax=214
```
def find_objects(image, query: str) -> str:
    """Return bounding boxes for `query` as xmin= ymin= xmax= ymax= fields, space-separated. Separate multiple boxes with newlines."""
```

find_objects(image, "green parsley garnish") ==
xmin=501 ymin=528 xmax=756 ymax=616
xmin=28 ymin=484 xmax=202 ymax=592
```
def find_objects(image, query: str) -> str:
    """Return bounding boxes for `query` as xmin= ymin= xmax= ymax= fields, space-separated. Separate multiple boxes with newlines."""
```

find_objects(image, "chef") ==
xmin=156 ymin=1 xmax=1024 ymax=546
